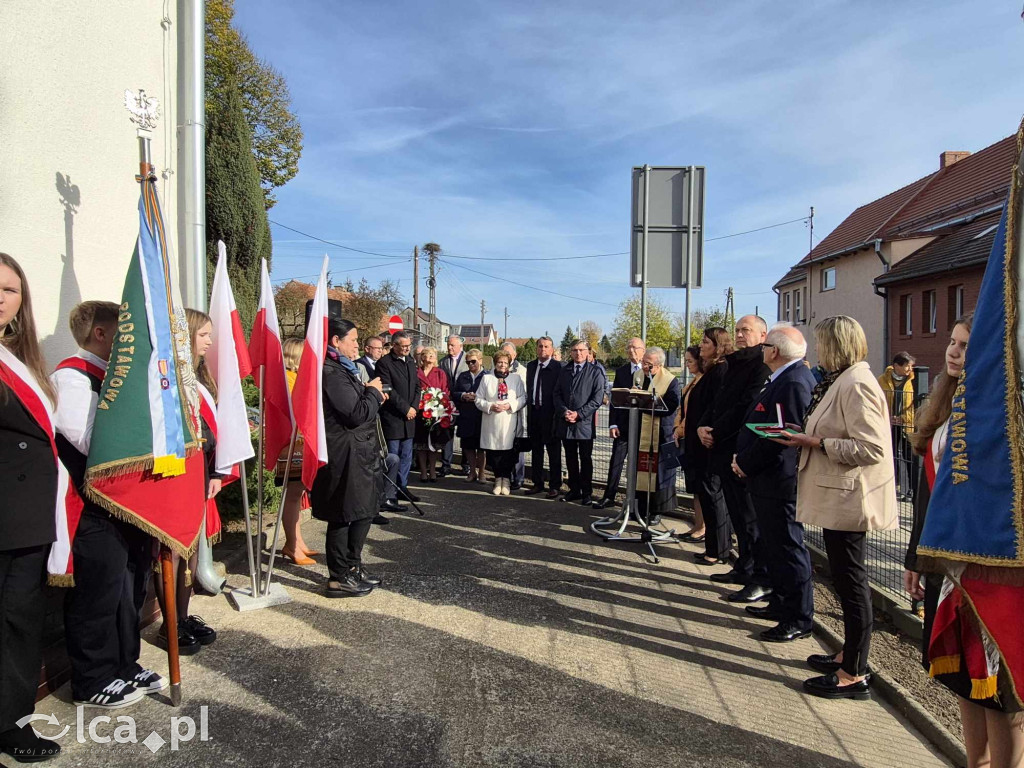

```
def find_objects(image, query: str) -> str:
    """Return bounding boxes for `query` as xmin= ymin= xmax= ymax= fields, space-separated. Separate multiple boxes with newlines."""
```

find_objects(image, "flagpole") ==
xmin=238 ymin=461 xmax=259 ymax=597
xmin=262 ymin=424 xmax=297 ymax=595
xmin=256 ymin=366 xmax=266 ymax=582
xmin=160 ymin=546 xmax=182 ymax=706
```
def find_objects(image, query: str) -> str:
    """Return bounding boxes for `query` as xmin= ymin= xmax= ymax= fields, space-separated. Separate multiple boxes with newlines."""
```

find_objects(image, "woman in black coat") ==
xmin=310 ymin=318 xmax=386 ymax=597
xmin=453 ymin=349 xmax=487 ymax=482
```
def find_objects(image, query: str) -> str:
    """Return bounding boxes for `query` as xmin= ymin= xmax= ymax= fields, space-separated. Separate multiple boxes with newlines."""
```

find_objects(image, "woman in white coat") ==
xmin=476 ymin=350 xmax=526 ymax=496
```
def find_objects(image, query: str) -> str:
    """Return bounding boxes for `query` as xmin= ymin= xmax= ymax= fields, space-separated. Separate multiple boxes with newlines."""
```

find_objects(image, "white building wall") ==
xmin=0 ymin=0 xmax=178 ymax=365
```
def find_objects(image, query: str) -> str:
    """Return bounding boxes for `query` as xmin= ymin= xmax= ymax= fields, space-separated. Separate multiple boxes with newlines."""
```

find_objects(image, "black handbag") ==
xmin=512 ymin=410 xmax=532 ymax=453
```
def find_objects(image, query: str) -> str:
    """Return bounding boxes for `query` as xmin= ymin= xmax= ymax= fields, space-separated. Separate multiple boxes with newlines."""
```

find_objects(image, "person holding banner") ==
xmin=0 ymin=253 xmax=63 ymax=762
xmin=54 ymin=301 xmax=164 ymax=708
xmin=311 ymin=318 xmax=386 ymax=597
xmin=153 ymin=310 xmax=223 ymax=655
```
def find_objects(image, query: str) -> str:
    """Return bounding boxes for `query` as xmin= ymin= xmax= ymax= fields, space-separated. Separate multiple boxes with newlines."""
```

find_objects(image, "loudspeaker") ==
xmin=304 ymin=298 xmax=344 ymax=334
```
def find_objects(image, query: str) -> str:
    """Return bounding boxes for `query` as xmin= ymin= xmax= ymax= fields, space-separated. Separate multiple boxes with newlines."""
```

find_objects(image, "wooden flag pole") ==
xmin=160 ymin=546 xmax=182 ymax=706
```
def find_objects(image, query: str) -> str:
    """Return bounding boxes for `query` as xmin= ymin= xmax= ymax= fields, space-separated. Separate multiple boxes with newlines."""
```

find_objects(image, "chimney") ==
xmin=940 ymin=151 xmax=971 ymax=169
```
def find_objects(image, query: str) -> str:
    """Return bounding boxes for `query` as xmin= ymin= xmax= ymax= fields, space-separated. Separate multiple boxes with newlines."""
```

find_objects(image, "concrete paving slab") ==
xmin=29 ymin=483 xmax=951 ymax=767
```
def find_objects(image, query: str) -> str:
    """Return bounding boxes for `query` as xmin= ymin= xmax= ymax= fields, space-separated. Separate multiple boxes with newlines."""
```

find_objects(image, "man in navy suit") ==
xmin=525 ymin=337 xmax=563 ymax=498
xmin=553 ymin=339 xmax=606 ymax=504
xmin=732 ymin=324 xmax=817 ymax=643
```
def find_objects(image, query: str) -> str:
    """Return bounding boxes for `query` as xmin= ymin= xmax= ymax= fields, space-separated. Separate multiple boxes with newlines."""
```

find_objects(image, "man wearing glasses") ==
xmin=439 ymin=335 xmax=470 ymax=477
xmin=356 ymin=336 xmax=385 ymax=383
xmin=376 ymin=331 xmax=422 ymax=502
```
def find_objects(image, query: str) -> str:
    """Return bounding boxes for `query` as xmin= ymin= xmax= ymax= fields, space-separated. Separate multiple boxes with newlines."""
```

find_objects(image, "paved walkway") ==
xmin=34 ymin=483 xmax=950 ymax=767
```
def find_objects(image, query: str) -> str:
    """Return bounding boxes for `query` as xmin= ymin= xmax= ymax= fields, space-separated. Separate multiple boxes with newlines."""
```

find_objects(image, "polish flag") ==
xmin=292 ymin=255 xmax=329 ymax=490
xmin=250 ymin=257 xmax=295 ymax=472
xmin=206 ymin=241 xmax=255 ymax=476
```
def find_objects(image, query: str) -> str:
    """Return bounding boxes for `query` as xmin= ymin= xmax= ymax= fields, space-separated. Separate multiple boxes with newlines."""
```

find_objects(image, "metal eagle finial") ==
xmin=124 ymin=89 xmax=161 ymax=133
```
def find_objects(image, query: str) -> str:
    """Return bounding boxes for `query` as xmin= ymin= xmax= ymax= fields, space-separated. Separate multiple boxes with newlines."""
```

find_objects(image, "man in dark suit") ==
xmin=593 ymin=337 xmax=645 ymax=509
xmin=697 ymin=315 xmax=771 ymax=598
xmin=553 ymin=339 xmax=606 ymax=504
xmin=438 ymin=335 xmax=469 ymax=476
xmin=355 ymin=336 xmax=385 ymax=382
xmin=525 ymin=336 xmax=562 ymax=498
xmin=733 ymin=324 xmax=817 ymax=642
xmin=375 ymin=331 xmax=421 ymax=500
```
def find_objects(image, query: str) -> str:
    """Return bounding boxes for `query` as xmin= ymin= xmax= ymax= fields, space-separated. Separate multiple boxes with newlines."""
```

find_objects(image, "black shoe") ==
xmin=0 ymin=726 xmax=62 ymax=762
xmin=694 ymin=553 xmax=729 ymax=565
xmin=372 ymin=514 xmax=391 ymax=525
xmin=546 ymin=489 xmax=560 ymax=499
xmin=156 ymin=624 xmax=202 ymax=655
xmin=682 ymin=532 xmax=706 ymax=543
xmin=183 ymin=615 xmax=217 ymax=646
xmin=580 ymin=495 xmax=594 ymax=505
xmin=761 ymin=622 xmax=812 ymax=643
xmin=592 ymin=497 xmax=615 ymax=510
xmin=73 ymin=678 xmax=145 ymax=708
xmin=132 ymin=668 xmax=169 ymax=694
xmin=438 ymin=467 xmax=449 ymax=478
xmin=510 ymin=482 xmax=523 ymax=491
xmin=745 ymin=604 xmax=784 ymax=620
xmin=726 ymin=584 xmax=773 ymax=603
xmin=710 ymin=570 xmax=749 ymax=585
xmin=380 ymin=500 xmax=406 ymax=513
xmin=803 ymin=673 xmax=870 ymax=700
xmin=561 ymin=491 xmax=583 ymax=502
xmin=400 ymin=488 xmax=420 ymax=502
xmin=806 ymin=653 xmax=842 ymax=674
xmin=356 ymin=567 xmax=382 ymax=587
xmin=326 ymin=571 xmax=374 ymax=597
xmin=524 ymin=486 xmax=543 ymax=495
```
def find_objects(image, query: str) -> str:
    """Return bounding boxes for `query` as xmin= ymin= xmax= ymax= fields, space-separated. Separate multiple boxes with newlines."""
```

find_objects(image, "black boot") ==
xmin=326 ymin=568 xmax=374 ymax=597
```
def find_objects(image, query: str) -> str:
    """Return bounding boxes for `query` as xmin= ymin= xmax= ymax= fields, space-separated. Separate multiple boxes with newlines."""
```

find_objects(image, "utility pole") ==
xmin=725 ymin=287 xmax=735 ymax=331
xmin=412 ymin=245 xmax=419 ymax=339
xmin=503 ymin=306 xmax=509 ymax=340
xmin=809 ymin=205 xmax=815 ymax=255
xmin=479 ymin=300 xmax=487 ymax=351
xmin=423 ymin=243 xmax=441 ymax=344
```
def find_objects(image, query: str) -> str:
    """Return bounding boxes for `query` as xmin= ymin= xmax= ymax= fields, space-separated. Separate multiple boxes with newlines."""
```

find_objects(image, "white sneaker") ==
xmin=501 ymin=478 xmax=511 ymax=496
xmin=492 ymin=480 xmax=503 ymax=495
xmin=74 ymin=678 xmax=145 ymax=708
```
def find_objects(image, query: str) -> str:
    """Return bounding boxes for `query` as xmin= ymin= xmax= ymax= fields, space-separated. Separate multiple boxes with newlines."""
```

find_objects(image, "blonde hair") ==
xmin=419 ymin=346 xmax=438 ymax=367
xmin=282 ymin=337 xmax=303 ymax=372
xmin=465 ymin=349 xmax=483 ymax=361
xmin=814 ymin=315 xmax=868 ymax=372
xmin=185 ymin=308 xmax=216 ymax=399
xmin=69 ymin=300 xmax=119 ymax=347
xmin=492 ymin=350 xmax=512 ymax=365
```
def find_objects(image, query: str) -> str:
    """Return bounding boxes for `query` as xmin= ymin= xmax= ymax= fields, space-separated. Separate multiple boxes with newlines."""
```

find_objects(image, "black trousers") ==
xmin=63 ymin=512 xmax=151 ymax=699
xmin=695 ymin=470 xmax=732 ymax=559
xmin=562 ymin=439 xmax=594 ymax=497
xmin=530 ymin=433 xmax=562 ymax=491
xmin=822 ymin=528 xmax=872 ymax=676
xmin=487 ymin=449 xmax=517 ymax=479
xmin=325 ymin=518 xmax=373 ymax=581
xmin=720 ymin=468 xmax=766 ymax=583
xmin=600 ymin=437 xmax=628 ymax=501
xmin=751 ymin=494 xmax=813 ymax=629
xmin=0 ymin=544 xmax=48 ymax=733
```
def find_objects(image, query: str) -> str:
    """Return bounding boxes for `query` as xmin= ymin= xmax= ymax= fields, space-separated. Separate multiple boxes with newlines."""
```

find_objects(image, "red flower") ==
xmin=440 ymin=416 xmax=451 ymax=428
xmin=423 ymin=409 xmax=433 ymax=419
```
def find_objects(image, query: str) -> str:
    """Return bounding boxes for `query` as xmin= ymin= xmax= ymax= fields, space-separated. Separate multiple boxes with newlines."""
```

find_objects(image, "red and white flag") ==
xmin=292 ymin=255 xmax=329 ymax=489
xmin=249 ymin=257 xmax=295 ymax=472
xmin=206 ymin=241 xmax=255 ymax=476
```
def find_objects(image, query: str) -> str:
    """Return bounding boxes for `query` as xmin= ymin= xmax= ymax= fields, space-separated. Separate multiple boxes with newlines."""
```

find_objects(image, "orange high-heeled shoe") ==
xmin=300 ymin=545 xmax=321 ymax=557
xmin=281 ymin=548 xmax=315 ymax=565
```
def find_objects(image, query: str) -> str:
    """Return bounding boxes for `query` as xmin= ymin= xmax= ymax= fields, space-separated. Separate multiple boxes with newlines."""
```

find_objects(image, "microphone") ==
xmin=632 ymin=366 xmax=644 ymax=389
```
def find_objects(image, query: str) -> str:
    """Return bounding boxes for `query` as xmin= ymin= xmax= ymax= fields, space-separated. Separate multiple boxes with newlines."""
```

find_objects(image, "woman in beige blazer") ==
xmin=774 ymin=316 xmax=896 ymax=701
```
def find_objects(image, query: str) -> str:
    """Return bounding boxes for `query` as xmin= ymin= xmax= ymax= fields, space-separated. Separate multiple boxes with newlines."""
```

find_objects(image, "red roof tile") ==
xmin=883 ymin=135 xmax=1016 ymax=236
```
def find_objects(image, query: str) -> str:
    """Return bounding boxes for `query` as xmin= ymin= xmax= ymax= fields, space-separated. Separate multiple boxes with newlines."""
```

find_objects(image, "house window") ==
xmin=783 ymin=292 xmax=791 ymax=322
xmin=948 ymin=284 xmax=965 ymax=327
xmin=925 ymin=290 xmax=937 ymax=334
xmin=821 ymin=267 xmax=836 ymax=292
xmin=793 ymin=289 xmax=803 ymax=324
xmin=901 ymin=294 xmax=913 ymax=336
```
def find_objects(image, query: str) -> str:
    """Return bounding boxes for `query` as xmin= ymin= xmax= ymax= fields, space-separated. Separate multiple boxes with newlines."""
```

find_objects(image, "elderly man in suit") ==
xmin=553 ymin=339 xmax=606 ymax=505
xmin=376 ymin=331 xmax=421 ymax=501
xmin=697 ymin=315 xmax=771 ymax=597
xmin=439 ymin=335 xmax=469 ymax=477
xmin=732 ymin=324 xmax=817 ymax=642
xmin=525 ymin=336 xmax=562 ymax=498
xmin=593 ymin=337 xmax=645 ymax=510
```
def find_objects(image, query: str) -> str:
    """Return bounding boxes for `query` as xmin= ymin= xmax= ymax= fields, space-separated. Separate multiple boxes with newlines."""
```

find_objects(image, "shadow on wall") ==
xmin=39 ymin=171 xmax=83 ymax=367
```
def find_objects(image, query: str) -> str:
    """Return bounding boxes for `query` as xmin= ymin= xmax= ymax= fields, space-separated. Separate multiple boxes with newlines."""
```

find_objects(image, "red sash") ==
xmin=197 ymin=385 xmax=239 ymax=543
xmin=55 ymin=356 xmax=106 ymax=384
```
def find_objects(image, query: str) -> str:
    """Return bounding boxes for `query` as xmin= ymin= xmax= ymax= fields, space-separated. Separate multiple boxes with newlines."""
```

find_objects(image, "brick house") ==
xmin=773 ymin=132 xmax=1016 ymax=374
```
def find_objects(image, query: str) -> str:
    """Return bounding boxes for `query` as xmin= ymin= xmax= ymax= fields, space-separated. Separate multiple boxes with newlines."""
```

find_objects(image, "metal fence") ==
xmin=454 ymin=388 xmax=927 ymax=608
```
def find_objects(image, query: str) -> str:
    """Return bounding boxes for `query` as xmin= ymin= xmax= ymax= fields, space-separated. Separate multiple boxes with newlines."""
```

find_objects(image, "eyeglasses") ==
xmin=467 ymin=359 xmax=480 ymax=365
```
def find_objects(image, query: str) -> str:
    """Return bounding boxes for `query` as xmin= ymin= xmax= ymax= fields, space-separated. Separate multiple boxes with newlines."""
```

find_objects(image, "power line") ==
xmin=705 ymin=216 xmax=809 ymax=242
xmin=441 ymin=258 xmax=619 ymax=307
xmin=268 ymin=220 xmax=407 ymax=259
xmin=272 ymin=258 xmax=411 ymax=284
xmin=443 ymin=250 xmax=628 ymax=262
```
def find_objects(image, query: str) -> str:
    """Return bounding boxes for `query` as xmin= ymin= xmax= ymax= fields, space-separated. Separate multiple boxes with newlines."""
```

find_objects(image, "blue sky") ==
xmin=235 ymin=0 xmax=1024 ymax=340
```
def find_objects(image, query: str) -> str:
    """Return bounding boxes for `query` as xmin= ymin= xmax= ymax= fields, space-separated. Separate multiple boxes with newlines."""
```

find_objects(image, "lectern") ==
xmin=590 ymin=388 xmax=679 ymax=561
